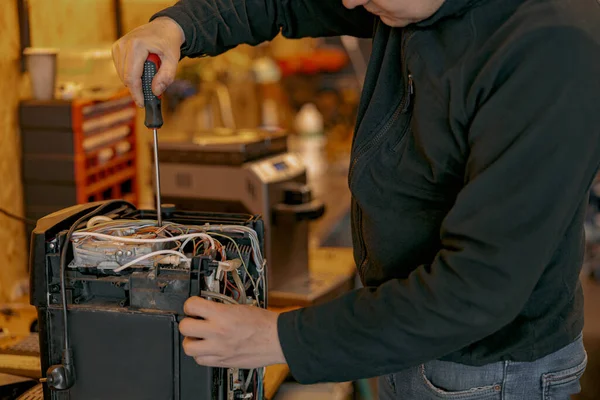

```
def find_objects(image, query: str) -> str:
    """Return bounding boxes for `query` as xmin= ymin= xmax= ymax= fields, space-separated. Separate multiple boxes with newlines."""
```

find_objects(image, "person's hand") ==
xmin=179 ymin=296 xmax=286 ymax=369
xmin=111 ymin=17 xmax=185 ymax=107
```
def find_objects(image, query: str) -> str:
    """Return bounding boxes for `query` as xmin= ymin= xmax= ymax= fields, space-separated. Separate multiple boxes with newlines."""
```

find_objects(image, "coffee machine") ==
xmin=155 ymin=128 xmax=345 ymax=306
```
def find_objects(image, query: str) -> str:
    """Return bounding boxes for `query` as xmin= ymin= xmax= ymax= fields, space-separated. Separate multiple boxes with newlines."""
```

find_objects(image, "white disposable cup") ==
xmin=23 ymin=47 xmax=59 ymax=101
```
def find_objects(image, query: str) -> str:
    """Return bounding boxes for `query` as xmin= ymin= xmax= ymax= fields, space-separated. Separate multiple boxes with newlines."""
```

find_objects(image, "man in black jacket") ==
xmin=112 ymin=0 xmax=600 ymax=398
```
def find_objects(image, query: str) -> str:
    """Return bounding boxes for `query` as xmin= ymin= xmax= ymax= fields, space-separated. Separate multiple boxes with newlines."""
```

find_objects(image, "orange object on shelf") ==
xmin=19 ymin=89 xmax=140 ymax=232
xmin=69 ymin=90 xmax=139 ymax=205
xmin=276 ymin=47 xmax=349 ymax=76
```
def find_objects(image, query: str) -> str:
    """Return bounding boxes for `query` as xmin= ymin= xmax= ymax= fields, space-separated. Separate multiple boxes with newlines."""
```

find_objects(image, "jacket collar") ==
xmin=415 ymin=0 xmax=488 ymax=27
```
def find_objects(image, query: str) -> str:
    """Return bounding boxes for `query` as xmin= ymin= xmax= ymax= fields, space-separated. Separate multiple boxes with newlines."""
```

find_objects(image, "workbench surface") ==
xmin=264 ymin=247 xmax=356 ymax=399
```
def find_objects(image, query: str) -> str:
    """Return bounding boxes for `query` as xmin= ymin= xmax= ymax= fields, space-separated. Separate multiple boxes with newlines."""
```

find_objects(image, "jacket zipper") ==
xmin=403 ymin=73 xmax=414 ymax=113
xmin=352 ymin=30 xmax=417 ymax=279
xmin=348 ymin=30 xmax=417 ymax=186
xmin=352 ymin=199 xmax=367 ymax=279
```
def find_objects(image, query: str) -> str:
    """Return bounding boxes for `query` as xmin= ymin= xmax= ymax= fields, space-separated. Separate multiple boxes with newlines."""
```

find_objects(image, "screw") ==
xmin=126 ymin=250 xmax=132 ymax=257
xmin=116 ymin=250 xmax=123 ymax=256
xmin=49 ymin=243 xmax=55 ymax=249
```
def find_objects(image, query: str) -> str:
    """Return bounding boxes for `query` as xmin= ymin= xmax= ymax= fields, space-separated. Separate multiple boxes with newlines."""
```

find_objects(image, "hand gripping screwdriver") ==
xmin=141 ymin=53 xmax=164 ymax=226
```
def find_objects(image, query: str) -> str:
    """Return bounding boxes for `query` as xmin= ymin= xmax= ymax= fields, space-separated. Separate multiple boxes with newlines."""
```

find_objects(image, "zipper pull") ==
xmin=403 ymin=73 xmax=414 ymax=113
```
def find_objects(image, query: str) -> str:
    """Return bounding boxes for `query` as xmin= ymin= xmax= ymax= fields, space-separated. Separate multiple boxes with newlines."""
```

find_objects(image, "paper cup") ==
xmin=23 ymin=47 xmax=59 ymax=101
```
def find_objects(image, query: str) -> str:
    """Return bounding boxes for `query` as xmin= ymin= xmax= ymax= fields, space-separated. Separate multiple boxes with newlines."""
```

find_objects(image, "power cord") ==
xmin=44 ymin=200 xmax=135 ymax=391
xmin=0 ymin=207 xmax=37 ymax=226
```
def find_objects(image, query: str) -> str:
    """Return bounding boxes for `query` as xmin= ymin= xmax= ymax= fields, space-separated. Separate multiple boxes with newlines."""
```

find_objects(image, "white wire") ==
xmin=86 ymin=215 xmax=113 ymax=228
xmin=178 ymin=224 xmax=265 ymax=273
xmin=179 ymin=235 xmax=211 ymax=254
xmin=205 ymin=225 xmax=264 ymax=272
xmin=78 ymin=219 xmax=157 ymax=233
xmin=72 ymin=221 xmax=266 ymax=307
xmin=244 ymin=369 xmax=254 ymax=392
xmin=200 ymin=290 xmax=238 ymax=305
xmin=72 ymin=231 xmax=215 ymax=248
xmin=209 ymin=232 xmax=258 ymax=293
xmin=113 ymin=250 xmax=191 ymax=273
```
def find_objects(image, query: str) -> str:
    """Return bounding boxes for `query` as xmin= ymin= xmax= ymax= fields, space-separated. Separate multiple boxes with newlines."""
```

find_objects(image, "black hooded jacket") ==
xmin=153 ymin=0 xmax=600 ymax=384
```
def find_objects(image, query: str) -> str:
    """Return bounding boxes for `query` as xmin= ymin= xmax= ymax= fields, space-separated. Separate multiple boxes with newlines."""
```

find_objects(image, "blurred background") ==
xmin=1 ymin=1 xmax=374 ymax=398
xmin=0 ymin=0 xmax=370 ymax=302
xmin=0 ymin=1 xmax=599 ymax=399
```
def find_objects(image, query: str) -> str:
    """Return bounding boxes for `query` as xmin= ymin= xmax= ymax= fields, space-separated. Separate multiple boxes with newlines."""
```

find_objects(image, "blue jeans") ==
xmin=379 ymin=334 xmax=587 ymax=399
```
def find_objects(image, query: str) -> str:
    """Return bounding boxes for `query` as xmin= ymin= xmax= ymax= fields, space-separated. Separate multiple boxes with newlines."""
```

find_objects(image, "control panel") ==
xmin=247 ymin=153 xmax=305 ymax=183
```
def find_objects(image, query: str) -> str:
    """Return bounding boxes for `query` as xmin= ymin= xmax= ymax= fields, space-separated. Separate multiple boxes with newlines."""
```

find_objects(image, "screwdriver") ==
xmin=141 ymin=53 xmax=164 ymax=226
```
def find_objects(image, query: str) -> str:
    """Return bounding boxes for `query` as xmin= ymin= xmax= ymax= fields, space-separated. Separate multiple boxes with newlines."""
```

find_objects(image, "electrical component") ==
xmin=30 ymin=202 xmax=266 ymax=399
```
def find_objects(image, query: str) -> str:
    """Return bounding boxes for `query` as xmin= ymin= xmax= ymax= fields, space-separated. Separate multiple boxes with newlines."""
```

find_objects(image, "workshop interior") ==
xmin=0 ymin=1 xmax=598 ymax=399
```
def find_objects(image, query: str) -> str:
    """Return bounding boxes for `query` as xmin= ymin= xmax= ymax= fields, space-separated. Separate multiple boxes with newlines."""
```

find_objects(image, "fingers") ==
xmin=194 ymin=355 xmax=229 ymax=368
xmin=122 ymin=44 xmax=146 ymax=107
xmin=111 ymin=18 xmax=183 ymax=108
xmin=183 ymin=296 xmax=223 ymax=318
xmin=179 ymin=317 xmax=216 ymax=338
xmin=152 ymin=56 xmax=177 ymax=97
xmin=182 ymin=337 xmax=217 ymax=358
xmin=111 ymin=43 xmax=122 ymax=86
xmin=185 ymin=340 xmax=235 ymax=369
xmin=112 ymin=38 xmax=145 ymax=107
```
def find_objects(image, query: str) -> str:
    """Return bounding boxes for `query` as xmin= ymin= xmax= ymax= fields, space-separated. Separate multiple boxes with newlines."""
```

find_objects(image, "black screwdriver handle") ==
xmin=142 ymin=53 xmax=164 ymax=129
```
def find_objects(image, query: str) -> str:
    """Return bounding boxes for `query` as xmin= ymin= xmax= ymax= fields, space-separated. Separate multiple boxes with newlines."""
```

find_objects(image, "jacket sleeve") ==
xmin=151 ymin=0 xmax=375 ymax=58
xmin=276 ymin=26 xmax=600 ymax=383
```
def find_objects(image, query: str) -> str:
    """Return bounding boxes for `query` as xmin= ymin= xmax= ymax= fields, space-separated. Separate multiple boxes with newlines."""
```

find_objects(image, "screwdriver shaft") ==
xmin=153 ymin=128 xmax=162 ymax=226
xmin=142 ymin=53 xmax=164 ymax=227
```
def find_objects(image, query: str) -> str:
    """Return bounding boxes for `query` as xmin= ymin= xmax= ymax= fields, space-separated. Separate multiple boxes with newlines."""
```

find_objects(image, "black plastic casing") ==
xmin=29 ymin=201 xmax=266 ymax=400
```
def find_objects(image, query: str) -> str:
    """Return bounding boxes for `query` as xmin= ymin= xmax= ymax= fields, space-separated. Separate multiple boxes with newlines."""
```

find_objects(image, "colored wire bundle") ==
xmin=69 ymin=219 xmax=266 ymax=309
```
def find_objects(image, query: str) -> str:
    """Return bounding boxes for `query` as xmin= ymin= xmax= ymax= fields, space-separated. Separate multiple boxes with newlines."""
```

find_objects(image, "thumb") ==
xmin=152 ymin=56 xmax=177 ymax=97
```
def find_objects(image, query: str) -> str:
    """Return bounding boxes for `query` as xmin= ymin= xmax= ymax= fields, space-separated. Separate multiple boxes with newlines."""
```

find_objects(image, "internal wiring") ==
xmin=203 ymin=227 xmax=265 ymax=307
xmin=200 ymin=290 xmax=238 ymax=305
xmin=230 ymin=270 xmax=247 ymax=304
xmin=208 ymin=226 xmax=264 ymax=272
xmin=209 ymin=232 xmax=256 ymax=289
xmin=225 ymin=280 xmax=238 ymax=298
xmin=258 ymin=367 xmax=264 ymax=399
xmin=69 ymin=219 xmax=266 ymax=310
xmin=113 ymin=250 xmax=191 ymax=273
xmin=72 ymin=231 xmax=215 ymax=247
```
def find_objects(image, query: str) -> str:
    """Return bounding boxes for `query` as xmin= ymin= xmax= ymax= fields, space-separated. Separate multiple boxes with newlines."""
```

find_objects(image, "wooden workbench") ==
xmin=263 ymin=246 xmax=356 ymax=399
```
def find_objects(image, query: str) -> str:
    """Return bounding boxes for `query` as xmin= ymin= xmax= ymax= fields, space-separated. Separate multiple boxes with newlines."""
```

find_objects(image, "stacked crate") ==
xmin=19 ymin=90 xmax=139 ymax=232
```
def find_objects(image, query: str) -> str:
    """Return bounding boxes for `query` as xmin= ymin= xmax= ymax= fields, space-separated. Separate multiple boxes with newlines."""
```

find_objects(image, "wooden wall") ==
xmin=0 ymin=0 xmax=176 ymax=302
xmin=0 ymin=0 xmax=28 ymax=303
xmin=1 ymin=0 xmax=295 ymax=301
xmin=27 ymin=0 xmax=174 ymax=47
xmin=28 ymin=0 xmax=116 ymax=48
xmin=121 ymin=1 xmax=174 ymax=33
